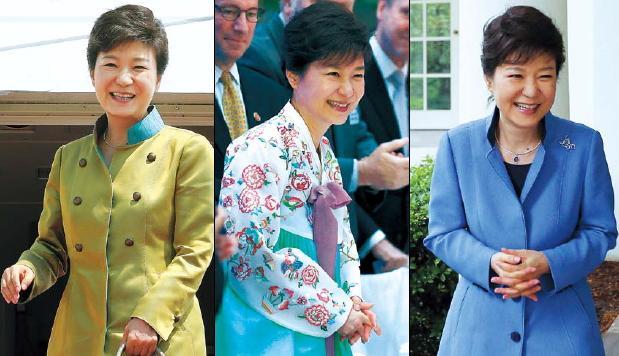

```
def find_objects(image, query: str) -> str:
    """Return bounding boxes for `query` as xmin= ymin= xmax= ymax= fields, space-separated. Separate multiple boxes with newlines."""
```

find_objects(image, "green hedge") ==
xmin=410 ymin=158 xmax=458 ymax=355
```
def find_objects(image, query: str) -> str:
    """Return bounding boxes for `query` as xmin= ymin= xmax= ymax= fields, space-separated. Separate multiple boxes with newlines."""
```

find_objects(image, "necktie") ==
xmin=308 ymin=182 xmax=352 ymax=356
xmin=221 ymin=71 xmax=248 ymax=140
xmin=389 ymin=70 xmax=409 ymax=155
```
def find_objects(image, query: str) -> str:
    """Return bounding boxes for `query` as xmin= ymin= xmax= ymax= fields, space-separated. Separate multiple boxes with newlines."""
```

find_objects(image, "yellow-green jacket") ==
xmin=17 ymin=109 xmax=214 ymax=355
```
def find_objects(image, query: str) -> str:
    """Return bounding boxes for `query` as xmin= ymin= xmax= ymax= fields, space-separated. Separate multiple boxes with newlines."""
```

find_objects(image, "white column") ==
xmin=568 ymin=0 xmax=619 ymax=261
xmin=457 ymin=0 xmax=569 ymax=124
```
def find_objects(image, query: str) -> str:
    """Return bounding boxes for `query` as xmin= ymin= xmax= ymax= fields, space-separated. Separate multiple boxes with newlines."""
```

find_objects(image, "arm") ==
xmin=131 ymin=134 xmax=215 ymax=340
xmin=17 ymin=146 xmax=68 ymax=302
xmin=423 ymin=134 xmax=497 ymax=292
xmin=542 ymin=131 xmax=617 ymax=293
xmin=220 ymin=131 xmax=353 ymax=337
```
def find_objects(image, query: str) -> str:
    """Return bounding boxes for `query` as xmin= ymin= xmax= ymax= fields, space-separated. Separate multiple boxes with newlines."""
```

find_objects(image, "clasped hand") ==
xmin=490 ymin=248 xmax=550 ymax=302
xmin=337 ymin=297 xmax=382 ymax=345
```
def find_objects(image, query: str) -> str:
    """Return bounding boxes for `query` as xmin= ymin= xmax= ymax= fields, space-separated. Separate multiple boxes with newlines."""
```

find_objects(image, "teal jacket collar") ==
xmin=94 ymin=105 xmax=164 ymax=144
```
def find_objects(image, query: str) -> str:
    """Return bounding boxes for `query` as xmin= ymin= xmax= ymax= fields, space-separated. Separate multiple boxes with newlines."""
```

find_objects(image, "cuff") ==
xmin=348 ymin=159 xmax=359 ymax=193
xmin=357 ymin=230 xmax=386 ymax=259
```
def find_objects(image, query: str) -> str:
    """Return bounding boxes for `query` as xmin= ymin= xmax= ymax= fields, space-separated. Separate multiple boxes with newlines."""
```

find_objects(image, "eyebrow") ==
xmin=101 ymin=55 xmax=151 ymax=62
xmin=505 ymin=65 xmax=556 ymax=71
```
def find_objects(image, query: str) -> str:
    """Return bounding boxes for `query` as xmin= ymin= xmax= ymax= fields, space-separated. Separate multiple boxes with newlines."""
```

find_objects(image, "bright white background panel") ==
xmin=0 ymin=0 xmax=213 ymax=92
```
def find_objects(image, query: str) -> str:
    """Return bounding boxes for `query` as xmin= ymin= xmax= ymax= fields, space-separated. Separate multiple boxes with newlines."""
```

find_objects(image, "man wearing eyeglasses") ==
xmin=213 ymin=0 xmax=290 ymax=201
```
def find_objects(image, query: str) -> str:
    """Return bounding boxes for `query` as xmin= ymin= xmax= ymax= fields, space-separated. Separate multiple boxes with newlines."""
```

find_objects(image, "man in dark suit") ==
xmin=214 ymin=0 xmax=291 ymax=199
xmin=356 ymin=0 xmax=410 ymax=272
xmin=241 ymin=0 xmax=410 ymax=273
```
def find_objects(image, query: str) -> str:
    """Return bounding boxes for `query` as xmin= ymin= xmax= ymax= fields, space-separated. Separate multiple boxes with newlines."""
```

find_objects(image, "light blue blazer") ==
xmin=424 ymin=111 xmax=617 ymax=356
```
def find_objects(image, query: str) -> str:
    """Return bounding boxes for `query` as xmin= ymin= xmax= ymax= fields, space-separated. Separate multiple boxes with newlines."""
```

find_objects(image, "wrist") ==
xmin=357 ymin=159 xmax=369 ymax=186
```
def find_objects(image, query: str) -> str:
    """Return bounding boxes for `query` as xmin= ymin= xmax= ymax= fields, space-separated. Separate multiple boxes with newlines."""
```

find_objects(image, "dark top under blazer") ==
xmin=424 ymin=111 xmax=617 ymax=356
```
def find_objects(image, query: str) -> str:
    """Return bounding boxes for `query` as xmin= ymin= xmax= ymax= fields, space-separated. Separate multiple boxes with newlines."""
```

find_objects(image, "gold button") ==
xmin=79 ymin=158 xmax=87 ymax=167
xmin=124 ymin=238 xmax=134 ymax=247
xmin=173 ymin=315 xmax=180 ymax=323
xmin=75 ymin=243 xmax=83 ymax=252
xmin=132 ymin=192 xmax=141 ymax=201
xmin=146 ymin=152 xmax=156 ymax=162
xmin=73 ymin=197 xmax=82 ymax=205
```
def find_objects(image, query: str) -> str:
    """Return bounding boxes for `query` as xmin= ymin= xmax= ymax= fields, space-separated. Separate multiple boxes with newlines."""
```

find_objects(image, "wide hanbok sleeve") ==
xmin=220 ymin=127 xmax=353 ymax=338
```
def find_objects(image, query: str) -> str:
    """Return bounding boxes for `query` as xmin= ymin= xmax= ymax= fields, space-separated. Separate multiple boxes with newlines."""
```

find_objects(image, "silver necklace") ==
xmin=495 ymin=133 xmax=541 ymax=164
xmin=102 ymin=131 xmax=128 ymax=149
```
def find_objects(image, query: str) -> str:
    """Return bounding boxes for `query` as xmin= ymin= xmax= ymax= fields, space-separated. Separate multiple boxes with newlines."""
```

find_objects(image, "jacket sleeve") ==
xmin=131 ymin=134 xmax=215 ymax=340
xmin=17 ymin=146 xmax=68 ymax=303
xmin=423 ymin=133 xmax=497 ymax=292
xmin=219 ymin=129 xmax=353 ymax=338
xmin=542 ymin=131 xmax=617 ymax=293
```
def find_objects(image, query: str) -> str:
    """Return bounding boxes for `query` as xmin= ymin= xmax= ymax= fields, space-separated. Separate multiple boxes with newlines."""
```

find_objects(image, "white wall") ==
xmin=567 ymin=0 xmax=619 ymax=261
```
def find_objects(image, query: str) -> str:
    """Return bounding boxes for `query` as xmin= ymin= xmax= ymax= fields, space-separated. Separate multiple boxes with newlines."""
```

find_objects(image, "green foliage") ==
xmin=410 ymin=157 xmax=458 ymax=355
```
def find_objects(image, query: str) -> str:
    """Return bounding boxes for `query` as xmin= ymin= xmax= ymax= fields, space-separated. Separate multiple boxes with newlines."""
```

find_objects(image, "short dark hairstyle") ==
xmin=87 ymin=5 xmax=168 ymax=75
xmin=283 ymin=1 xmax=370 ymax=75
xmin=481 ymin=6 xmax=565 ymax=77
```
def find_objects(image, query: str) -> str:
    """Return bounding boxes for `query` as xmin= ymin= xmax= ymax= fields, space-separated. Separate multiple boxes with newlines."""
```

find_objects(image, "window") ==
xmin=410 ymin=0 xmax=458 ymax=129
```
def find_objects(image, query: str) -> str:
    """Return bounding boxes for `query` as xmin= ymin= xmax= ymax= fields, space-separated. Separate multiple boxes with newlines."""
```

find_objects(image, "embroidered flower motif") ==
xmin=281 ymin=249 xmax=304 ymax=279
xmin=242 ymin=164 xmax=267 ymax=189
xmin=222 ymin=177 xmax=236 ymax=188
xmin=317 ymin=288 xmax=330 ymax=303
xmin=239 ymin=188 xmax=260 ymax=213
xmin=304 ymin=304 xmax=330 ymax=328
xmin=264 ymin=195 xmax=279 ymax=211
xmin=232 ymin=256 xmax=252 ymax=280
xmin=297 ymin=296 xmax=308 ymax=305
xmin=282 ymin=195 xmax=304 ymax=210
xmin=291 ymin=172 xmax=311 ymax=191
xmin=222 ymin=195 xmax=234 ymax=208
xmin=301 ymin=265 xmax=319 ymax=287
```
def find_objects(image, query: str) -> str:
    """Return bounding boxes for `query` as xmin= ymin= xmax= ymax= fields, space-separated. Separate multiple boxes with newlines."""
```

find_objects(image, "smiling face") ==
xmin=91 ymin=41 xmax=160 ymax=125
xmin=287 ymin=56 xmax=365 ymax=139
xmin=214 ymin=0 xmax=258 ymax=69
xmin=486 ymin=53 xmax=557 ymax=130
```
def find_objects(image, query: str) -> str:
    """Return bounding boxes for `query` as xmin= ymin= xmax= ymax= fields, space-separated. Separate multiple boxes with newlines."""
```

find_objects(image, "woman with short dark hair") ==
xmin=1 ymin=5 xmax=213 ymax=355
xmin=216 ymin=2 xmax=379 ymax=355
xmin=424 ymin=6 xmax=616 ymax=355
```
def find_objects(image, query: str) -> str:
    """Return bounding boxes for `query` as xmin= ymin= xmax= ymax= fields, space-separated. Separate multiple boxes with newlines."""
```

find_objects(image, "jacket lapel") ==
xmin=365 ymin=56 xmax=400 ymax=139
xmin=214 ymin=101 xmax=231 ymax=158
xmin=519 ymin=144 xmax=545 ymax=203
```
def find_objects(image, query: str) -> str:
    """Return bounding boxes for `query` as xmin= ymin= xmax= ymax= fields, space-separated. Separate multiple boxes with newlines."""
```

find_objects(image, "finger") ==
xmin=501 ymin=248 xmax=525 ymax=259
xmin=21 ymin=269 xmax=34 ymax=291
xmin=385 ymin=154 xmax=410 ymax=169
xmin=1 ymin=279 xmax=10 ymax=304
xmin=504 ymin=267 xmax=537 ymax=280
xmin=349 ymin=332 xmax=361 ymax=345
xmin=490 ymin=276 xmax=523 ymax=286
xmin=10 ymin=268 xmax=21 ymax=295
xmin=374 ymin=322 xmax=382 ymax=336
xmin=496 ymin=254 xmax=521 ymax=267
xmin=378 ymin=137 xmax=409 ymax=153
xmin=513 ymin=279 xmax=539 ymax=292
xmin=362 ymin=324 xmax=371 ymax=343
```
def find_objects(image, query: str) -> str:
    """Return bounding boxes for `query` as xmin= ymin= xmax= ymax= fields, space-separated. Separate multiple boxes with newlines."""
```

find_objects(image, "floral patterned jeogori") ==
xmin=220 ymin=101 xmax=362 ymax=337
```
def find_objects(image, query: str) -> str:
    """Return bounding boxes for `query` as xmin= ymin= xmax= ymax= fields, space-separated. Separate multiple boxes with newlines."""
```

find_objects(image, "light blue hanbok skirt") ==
xmin=215 ymin=229 xmax=353 ymax=356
